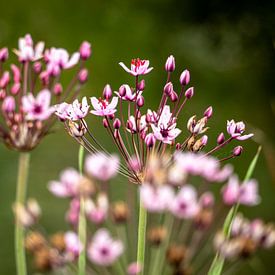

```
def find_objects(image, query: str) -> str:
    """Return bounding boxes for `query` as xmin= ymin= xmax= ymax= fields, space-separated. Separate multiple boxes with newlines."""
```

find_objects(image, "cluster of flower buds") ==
xmin=214 ymin=214 xmax=275 ymax=260
xmin=0 ymin=34 xmax=91 ymax=151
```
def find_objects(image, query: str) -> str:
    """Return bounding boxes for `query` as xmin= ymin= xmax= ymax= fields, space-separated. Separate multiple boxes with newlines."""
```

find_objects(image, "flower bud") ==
xmin=204 ymin=106 xmax=213 ymax=119
xmin=201 ymin=135 xmax=208 ymax=146
xmin=0 ymin=71 xmax=10 ymax=88
xmin=126 ymin=120 xmax=134 ymax=132
xmin=170 ymin=91 xmax=178 ymax=102
xmin=108 ymin=114 xmax=115 ymax=120
xmin=137 ymin=96 xmax=144 ymax=108
xmin=199 ymin=192 xmax=215 ymax=208
xmin=148 ymin=226 xmax=167 ymax=245
xmin=164 ymin=82 xmax=173 ymax=96
xmin=233 ymin=146 xmax=243 ymax=157
xmin=185 ymin=87 xmax=194 ymax=99
xmin=113 ymin=118 xmax=121 ymax=129
xmin=50 ymin=233 xmax=66 ymax=252
xmin=102 ymin=84 xmax=112 ymax=100
xmin=137 ymin=79 xmax=145 ymax=91
xmin=0 ymin=47 xmax=8 ymax=62
xmin=11 ymin=83 xmax=20 ymax=95
xmin=127 ymin=262 xmax=142 ymax=275
xmin=111 ymin=201 xmax=129 ymax=223
xmin=119 ymin=85 xmax=126 ymax=97
xmin=68 ymin=120 xmax=87 ymax=137
xmin=0 ymin=89 xmax=6 ymax=100
xmin=33 ymin=62 xmax=42 ymax=74
xmin=78 ymin=68 xmax=88 ymax=84
xmin=53 ymin=83 xmax=63 ymax=95
xmin=176 ymin=143 xmax=181 ymax=150
xmin=2 ymin=96 xmax=16 ymax=113
xmin=103 ymin=118 xmax=108 ymax=128
xmin=166 ymin=245 xmax=187 ymax=266
xmin=11 ymin=64 xmax=21 ymax=83
xmin=165 ymin=55 xmax=175 ymax=72
xmin=25 ymin=231 xmax=47 ymax=253
xmin=145 ymin=133 xmax=156 ymax=148
xmin=39 ymin=71 xmax=50 ymax=86
xmin=179 ymin=69 xmax=190 ymax=86
xmin=217 ymin=132 xmax=225 ymax=144
xmin=27 ymin=198 xmax=41 ymax=219
xmin=79 ymin=41 xmax=92 ymax=60
xmin=114 ymin=129 xmax=119 ymax=139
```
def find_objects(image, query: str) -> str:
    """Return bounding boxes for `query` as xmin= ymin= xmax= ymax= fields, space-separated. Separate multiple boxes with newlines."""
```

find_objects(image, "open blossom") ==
xmin=44 ymin=47 xmax=80 ymax=76
xmin=22 ymin=89 xmax=55 ymax=121
xmin=65 ymin=231 xmax=83 ymax=258
xmin=170 ymin=185 xmax=200 ymax=219
xmin=48 ymin=168 xmax=82 ymax=198
xmin=90 ymin=97 xmax=118 ymax=116
xmin=119 ymin=58 xmax=153 ymax=76
xmin=13 ymin=34 xmax=44 ymax=62
xmin=87 ymin=229 xmax=124 ymax=266
xmin=151 ymin=105 xmax=181 ymax=144
xmin=140 ymin=184 xmax=174 ymax=212
xmin=85 ymin=152 xmax=119 ymax=181
xmin=127 ymin=115 xmax=147 ymax=133
xmin=227 ymin=120 xmax=254 ymax=141
xmin=222 ymin=176 xmax=260 ymax=206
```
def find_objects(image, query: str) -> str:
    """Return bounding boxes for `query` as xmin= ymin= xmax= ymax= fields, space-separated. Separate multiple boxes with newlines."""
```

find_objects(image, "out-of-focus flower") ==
xmin=119 ymin=58 xmax=153 ymax=76
xmin=90 ymin=97 xmax=118 ymax=116
xmin=64 ymin=231 xmax=83 ymax=258
xmin=87 ymin=229 xmax=124 ymax=266
xmin=79 ymin=41 xmax=92 ymax=60
xmin=227 ymin=120 xmax=253 ymax=141
xmin=85 ymin=152 xmax=119 ymax=181
xmin=66 ymin=198 xmax=80 ymax=226
xmin=127 ymin=262 xmax=142 ymax=275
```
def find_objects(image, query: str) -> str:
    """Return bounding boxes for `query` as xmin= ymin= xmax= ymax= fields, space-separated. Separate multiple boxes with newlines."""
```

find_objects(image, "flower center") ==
xmin=33 ymin=104 xmax=42 ymax=114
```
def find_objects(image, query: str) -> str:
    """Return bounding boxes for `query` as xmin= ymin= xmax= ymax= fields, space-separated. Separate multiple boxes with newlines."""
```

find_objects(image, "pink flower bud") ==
xmin=233 ymin=146 xmax=243 ymax=156
xmin=180 ymin=69 xmax=190 ymax=86
xmin=103 ymin=84 xmax=112 ymax=100
xmin=137 ymin=79 xmax=145 ymax=91
xmin=11 ymin=64 xmax=21 ymax=83
xmin=103 ymin=118 xmax=108 ymax=128
xmin=127 ymin=262 xmax=142 ymax=275
xmin=217 ymin=132 xmax=225 ymax=144
xmin=126 ymin=120 xmax=134 ymax=131
xmin=204 ymin=106 xmax=213 ymax=119
xmin=164 ymin=82 xmax=173 ymax=96
xmin=136 ymin=109 xmax=141 ymax=119
xmin=108 ymin=114 xmax=115 ymax=120
xmin=137 ymin=96 xmax=144 ymax=108
xmin=78 ymin=68 xmax=88 ymax=84
xmin=40 ymin=71 xmax=50 ymax=86
xmin=2 ymin=96 xmax=16 ymax=113
xmin=200 ymin=192 xmax=215 ymax=208
xmin=145 ymin=113 xmax=151 ymax=123
xmin=79 ymin=41 xmax=92 ymax=60
xmin=201 ymin=135 xmax=208 ymax=146
xmin=145 ymin=133 xmax=156 ymax=148
xmin=165 ymin=55 xmax=175 ymax=72
xmin=0 ymin=71 xmax=10 ymax=88
xmin=176 ymin=143 xmax=181 ymax=150
xmin=0 ymin=89 xmax=6 ymax=100
xmin=0 ymin=47 xmax=8 ymax=62
xmin=11 ymin=83 xmax=21 ymax=95
xmin=53 ymin=83 xmax=63 ymax=95
xmin=119 ymin=85 xmax=126 ymax=97
xmin=170 ymin=91 xmax=178 ymax=102
xmin=185 ymin=87 xmax=194 ymax=99
xmin=140 ymin=131 xmax=146 ymax=140
xmin=113 ymin=118 xmax=121 ymax=129
xmin=33 ymin=62 xmax=42 ymax=74
xmin=114 ymin=129 xmax=119 ymax=139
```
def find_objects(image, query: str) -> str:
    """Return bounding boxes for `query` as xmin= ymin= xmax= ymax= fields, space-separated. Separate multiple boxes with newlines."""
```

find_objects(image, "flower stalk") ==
xmin=15 ymin=152 xmax=30 ymax=275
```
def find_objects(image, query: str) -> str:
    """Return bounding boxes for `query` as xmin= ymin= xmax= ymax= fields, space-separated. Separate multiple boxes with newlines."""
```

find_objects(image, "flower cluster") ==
xmin=0 ymin=34 xmax=91 ymax=151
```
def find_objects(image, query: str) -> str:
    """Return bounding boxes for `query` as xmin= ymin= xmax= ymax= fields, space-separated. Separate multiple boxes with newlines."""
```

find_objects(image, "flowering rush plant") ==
xmin=16 ymin=54 xmax=275 ymax=275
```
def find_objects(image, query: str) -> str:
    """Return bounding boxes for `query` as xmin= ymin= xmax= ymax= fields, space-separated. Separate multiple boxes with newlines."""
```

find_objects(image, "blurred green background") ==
xmin=0 ymin=0 xmax=275 ymax=274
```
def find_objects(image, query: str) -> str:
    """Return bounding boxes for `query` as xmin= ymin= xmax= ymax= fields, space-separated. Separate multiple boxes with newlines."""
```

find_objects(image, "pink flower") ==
xmin=13 ymin=34 xmax=45 ymax=62
xmin=66 ymin=198 xmax=80 ymax=226
xmin=85 ymin=153 xmax=119 ymax=181
xmin=85 ymin=193 xmax=109 ymax=224
xmin=22 ymin=89 xmax=55 ymax=121
xmin=45 ymin=47 xmax=80 ymax=76
xmin=48 ymin=168 xmax=82 ymax=198
xmin=90 ymin=97 xmax=118 ymax=116
xmin=226 ymin=120 xmax=254 ymax=141
xmin=127 ymin=262 xmax=142 ymax=275
xmin=140 ymin=184 xmax=174 ymax=213
xmin=65 ymin=231 xmax=83 ymax=258
xmin=87 ymin=229 xmax=124 ymax=266
xmin=222 ymin=176 xmax=240 ymax=205
xmin=127 ymin=115 xmax=147 ymax=133
xmin=170 ymin=185 xmax=200 ymax=219
xmin=55 ymin=102 xmax=71 ymax=121
xmin=115 ymin=84 xmax=141 ymax=101
xmin=119 ymin=58 xmax=153 ymax=76
xmin=151 ymin=105 xmax=181 ymax=144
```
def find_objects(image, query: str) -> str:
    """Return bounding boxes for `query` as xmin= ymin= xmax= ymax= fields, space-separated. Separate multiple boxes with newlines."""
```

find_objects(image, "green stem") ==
xmin=137 ymin=196 xmax=147 ymax=274
xmin=15 ymin=152 xmax=30 ymax=275
xmin=78 ymin=146 xmax=86 ymax=275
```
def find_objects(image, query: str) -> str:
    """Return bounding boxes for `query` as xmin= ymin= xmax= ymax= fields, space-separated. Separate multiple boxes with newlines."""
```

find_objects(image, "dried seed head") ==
xmin=194 ymin=209 xmax=213 ymax=230
xmin=166 ymin=245 xmax=187 ymax=267
xmin=111 ymin=201 xmax=130 ymax=223
xmin=50 ymin=232 xmax=66 ymax=252
xmin=148 ymin=226 xmax=167 ymax=246
xmin=25 ymin=231 xmax=47 ymax=253
xmin=33 ymin=248 xmax=53 ymax=271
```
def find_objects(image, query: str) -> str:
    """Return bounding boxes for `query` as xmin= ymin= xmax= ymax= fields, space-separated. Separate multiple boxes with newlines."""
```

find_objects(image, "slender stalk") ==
xmin=15 ymin=152 xmax=30 ymax=275
xmin=137 ymin=195 xmax=147 ymax=275
xmin=78 ymin=146 xmax=86 ymax=275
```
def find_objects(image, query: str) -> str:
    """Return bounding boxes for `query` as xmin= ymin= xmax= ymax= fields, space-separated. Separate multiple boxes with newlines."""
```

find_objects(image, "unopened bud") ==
xmin=201 ymin=135 xmax=208 ymax=146
xmin=164 ymin=82 xmax=173 ymax=96
xmin=0 ymin=47 xmax=8 ymax=62
xmin=179 ymin=69 xmax=190 ymax=86
xmin=148 ymin=226 xmax=167 ymax=245
xmin=27 ymin=198 xmax=41 ymax=219
xmin=102 ymin=84 xmax=112 ymax=100
xmin=185 ymin=87 xmax=194 ymax=99
xmin=0 ymin=89 xmax=6 ymax=100
xmin=108 ymin=114 xmax=115 ymax=120
xmin=25 ymin=231 xmax=47 ymax=253
xmin=39 ymin=71 xmax=50 ymax=86
xmin=126 ymin=120 xmax=134 ymax=132
xmin=217 ymin=132 xmax=225 ymax=144
xmin=166 ymin=245 xmax=187 ymax=266
xmin=233 ymin=146 xmax=243 ymax=157
xmin=0 ymin=71 xmax=10 ymax=88
xmin=204 ymin=106 xmax=213 ymax=119
xmin=78 ymin=68 xmax=88 ymax=84
xmin=176 ymin=143 xmax=181 ymax=150
xmin=119 ymin=85 xmax=126 ymax=97
xmin=170 ymin=91 xmax=178 ymax=102
xmin=50 ymin=232 xmax=66 ymax=252
xmin=145 ymin=133 xmax=156 ymax=148
xmin=11 ymin=64 xmax=21 ymax=83
xmin=113 ymin=118 xmax=121 ymax=129
xmin=137 ymin=96 xmax=144 ymax=108
xmin=2 ymin=96 xmax=16 ymax=113
xmin=165 ymin=55 xmax=175 ymax=72
xmin=79 ymin=41 xmax=92 ymax=60
xmin=68 ymin=120 xmax=87 ymax=137
xmin=33 ymin=62 xmax=42 ymax=74
xmin=199 ymin=192 xmax=215 ymax=208
xmin=111 ymin=201 xmax=129 ymax=223
xmin=53 ymin=83 xmax=63 ymax=95
xmin=137 ymin=79 xmax=145 ymax=91
xmin=103 ymin=118 xmax=108 ymax=128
